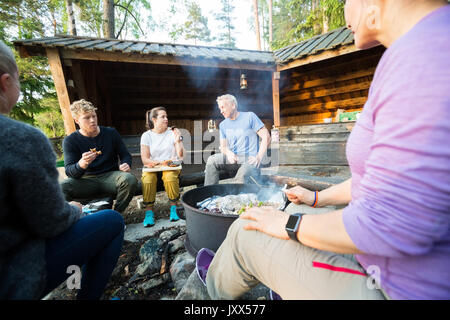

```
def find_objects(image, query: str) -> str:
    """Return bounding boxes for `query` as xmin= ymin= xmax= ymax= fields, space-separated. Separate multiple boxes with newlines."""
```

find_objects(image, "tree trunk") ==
xmin=103 ymin=0 xmax=115 ymax=38
xmin=312 ymin=0 xmax=321 ymax=35
xmin=322 ymin=2 xmax=329 ymax=33
xmin=66 ymin=0 xmax=77 ymax=36
xmin=269 ymin=0 xmax=273 ymax=48
xmin=253 ymin=0 xmax=261 ymax=50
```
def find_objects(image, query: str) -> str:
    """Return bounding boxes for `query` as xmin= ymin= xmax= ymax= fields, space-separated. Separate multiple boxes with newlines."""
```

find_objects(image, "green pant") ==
xmin=61 ymin=171 xmax=138 ymax=213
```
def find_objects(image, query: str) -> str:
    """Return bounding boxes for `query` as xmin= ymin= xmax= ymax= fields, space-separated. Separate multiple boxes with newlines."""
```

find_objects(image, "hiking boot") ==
xmin=143 ymin=210 xmax=155 ymax=227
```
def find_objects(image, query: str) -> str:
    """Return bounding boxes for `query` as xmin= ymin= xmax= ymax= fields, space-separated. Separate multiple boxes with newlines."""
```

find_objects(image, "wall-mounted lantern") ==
xmin=240 ymin=73 xmax=247 ymax=90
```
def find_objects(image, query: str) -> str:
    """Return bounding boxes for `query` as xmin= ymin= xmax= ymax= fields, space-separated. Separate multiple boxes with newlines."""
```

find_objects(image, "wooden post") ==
xmin=272 ymin=71 xmax=280 ymax=127
xmin=46 ymin=48 xmax=76 ymax=135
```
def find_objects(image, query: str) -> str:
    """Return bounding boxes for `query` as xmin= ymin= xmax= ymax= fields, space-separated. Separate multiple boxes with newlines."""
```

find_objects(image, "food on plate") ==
xmin=162 ymin=160 xmax=181 ymax=167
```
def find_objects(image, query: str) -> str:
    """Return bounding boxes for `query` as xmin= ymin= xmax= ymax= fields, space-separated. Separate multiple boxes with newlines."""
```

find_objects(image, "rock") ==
xmin=139 ymin=238 xmax=159 ymax=261
xmin=175 ymin=269 xmax=211 ymax=300
xmin=136 ymin=238 xmax=161 ymax=276
xmin=135 ymin=257 xmax=161 ymax=276
xmin=158 ymin=228 xmax=180 ymax=246
xmin=169 ymin=235 xmax=185 ymax=254
xmin=241 ymin=283 xmax=271 ymax=300
xmin=124 ymin=219 xmax=186 ymax=243
xmin=170 ymin=251 xmax=195 ymax=292
xmin=139 ymin=274 xmax=170 ymax=295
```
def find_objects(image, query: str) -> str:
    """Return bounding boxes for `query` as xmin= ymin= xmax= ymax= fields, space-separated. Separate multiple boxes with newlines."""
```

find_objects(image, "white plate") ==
xmin=142 ymin=165 xmax=182 ymax=172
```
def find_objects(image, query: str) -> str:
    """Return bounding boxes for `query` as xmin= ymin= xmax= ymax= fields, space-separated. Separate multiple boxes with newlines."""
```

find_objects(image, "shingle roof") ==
xmin=273 ymin=27 xmax=354 ymax=64
xmin=13 ymin=35 xmax=275 ymax=65
xmin=13 ymin=27 xmax=356 ymax=66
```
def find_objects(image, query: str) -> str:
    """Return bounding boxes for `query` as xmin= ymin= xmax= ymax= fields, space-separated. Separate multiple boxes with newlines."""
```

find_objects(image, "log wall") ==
xmin=277 ymin=122 xmax=355 ymax=166
xmin=279 ymin=46 xmax=385 ymax=125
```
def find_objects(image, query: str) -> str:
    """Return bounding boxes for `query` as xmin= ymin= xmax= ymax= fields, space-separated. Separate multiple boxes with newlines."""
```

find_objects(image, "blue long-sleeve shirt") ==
xmin=63 ymin=126 xmax=132 ymax=178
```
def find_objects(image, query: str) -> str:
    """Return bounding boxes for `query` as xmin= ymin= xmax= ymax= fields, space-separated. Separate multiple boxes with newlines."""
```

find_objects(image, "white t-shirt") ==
xmin=140 ymin=129 xmax=177 ymax=161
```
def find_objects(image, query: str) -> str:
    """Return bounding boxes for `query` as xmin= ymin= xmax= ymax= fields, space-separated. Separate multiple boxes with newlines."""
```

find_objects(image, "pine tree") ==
xmin=214 ymin=0 xmax=237 ymax=48
xmin=183 ymin=1 xmax=212 ymax=45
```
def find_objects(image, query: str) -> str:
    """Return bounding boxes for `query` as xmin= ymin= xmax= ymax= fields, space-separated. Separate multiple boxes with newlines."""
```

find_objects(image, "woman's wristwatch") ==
xmin=285 ymin=213 xmax=304 ymax=241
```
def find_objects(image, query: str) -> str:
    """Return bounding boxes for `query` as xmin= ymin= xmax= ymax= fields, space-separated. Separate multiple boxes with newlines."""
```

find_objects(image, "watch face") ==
xmin=286 ymin=214 xmax=300 ymax=231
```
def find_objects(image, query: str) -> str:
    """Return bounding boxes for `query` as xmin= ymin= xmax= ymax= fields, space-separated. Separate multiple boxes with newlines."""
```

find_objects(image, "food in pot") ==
xmin=197 ymin=193 xmax=282 ymax=215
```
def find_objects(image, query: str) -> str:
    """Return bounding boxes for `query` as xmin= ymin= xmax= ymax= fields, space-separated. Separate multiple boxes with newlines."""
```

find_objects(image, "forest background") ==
xmin=0 ymin=0 xmax=345 ymax=138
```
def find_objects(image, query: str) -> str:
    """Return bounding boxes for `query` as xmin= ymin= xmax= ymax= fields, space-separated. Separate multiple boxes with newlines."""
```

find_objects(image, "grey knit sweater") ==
xmin=0 ymin=115 xmax=80 ymax=299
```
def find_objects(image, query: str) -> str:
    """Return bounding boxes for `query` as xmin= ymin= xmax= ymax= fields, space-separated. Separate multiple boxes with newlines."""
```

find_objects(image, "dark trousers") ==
xmin=61 ymin=171 xmax=138 ymax=213
xmin=42 ymin=210 xmax=124 ymax=300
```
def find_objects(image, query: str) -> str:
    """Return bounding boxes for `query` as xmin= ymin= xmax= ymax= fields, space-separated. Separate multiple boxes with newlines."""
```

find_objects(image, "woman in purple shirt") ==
xmin=204 ymin=0 xmax=450 ymax=300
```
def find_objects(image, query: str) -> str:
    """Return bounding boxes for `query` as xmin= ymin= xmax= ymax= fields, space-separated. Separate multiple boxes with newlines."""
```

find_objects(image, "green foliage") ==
xmin=166 ymin=0 xmax=213 ymax=45
xmin=1 ymin=0 xmax=154 ymax=137
xmin=271 ymin=0 xmax=345 ymax=50
xmin=214 ymin=0 xmax=237 ymax=48
xmin=0 ymin=0 xmax=59 ymax=130
xmin=183 ymin=1 xmax=213 ymax=45
xmin=33 ymin=96 xmax=65 ymax=138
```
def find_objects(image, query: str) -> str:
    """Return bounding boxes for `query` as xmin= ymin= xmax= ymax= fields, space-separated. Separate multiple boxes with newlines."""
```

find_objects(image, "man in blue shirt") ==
xmin=60 ymin=99 xmax=138 ymax=213
xmin=204 ymin=94 xmax=271 ymax=185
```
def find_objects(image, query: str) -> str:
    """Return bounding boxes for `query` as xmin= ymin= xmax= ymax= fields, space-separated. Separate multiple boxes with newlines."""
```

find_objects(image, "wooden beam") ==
xmin=46 ymin=48 xmax=76 ymax=135
xmin=272 ymin=72 xmax=280 ymax=127
xmin=277 ymin=44 xmax=360 ymax=71
xmin=61 ymin=49 xmax=276 ymax=71
xmin=281 ymin=81 xmax=371 ymax=104
xmin=281 ymin=97 xmax=367 ymax=115
xmin=285 ymin=50 xmax=382 ymax=79
xmin=282 ymin=67 xmax=376 ymax=93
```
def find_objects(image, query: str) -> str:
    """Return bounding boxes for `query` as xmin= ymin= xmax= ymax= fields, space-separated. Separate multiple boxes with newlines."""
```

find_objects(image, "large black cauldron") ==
xmin=178 ymin=183 xmax=287 ymax=257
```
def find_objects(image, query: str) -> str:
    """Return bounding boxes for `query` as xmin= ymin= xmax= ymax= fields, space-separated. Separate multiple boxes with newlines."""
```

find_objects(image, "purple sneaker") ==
xmin=270 ymin=289 xmax=282 ymax=300
xmin=196 ymin=248 xmax=215 ymax=286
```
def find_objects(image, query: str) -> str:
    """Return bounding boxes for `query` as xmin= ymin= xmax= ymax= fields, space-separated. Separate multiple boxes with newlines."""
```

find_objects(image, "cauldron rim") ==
xmin=180 ymin=183 xmax=264 ymax=218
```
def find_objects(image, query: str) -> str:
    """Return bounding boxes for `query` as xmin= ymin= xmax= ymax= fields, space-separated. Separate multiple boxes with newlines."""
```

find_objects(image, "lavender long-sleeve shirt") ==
xmin=342 ymin=5 xmax=450 ymax=300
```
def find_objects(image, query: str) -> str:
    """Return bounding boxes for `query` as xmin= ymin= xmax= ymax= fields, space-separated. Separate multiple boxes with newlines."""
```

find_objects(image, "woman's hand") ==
xmin=145 ymin=160 xmax=160 ymax=168
xmin=172 ymin=128 xmax=182 ymax=142
xmin=284 ymin=186 xmax=315 ymax=206
xmin=240 ymin=206 xmax=290 ymax=240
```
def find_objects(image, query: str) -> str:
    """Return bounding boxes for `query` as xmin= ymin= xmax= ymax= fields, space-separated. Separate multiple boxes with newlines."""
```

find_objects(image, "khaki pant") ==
xmin=141 ymin=170 xmax=181 ymax=204
xmin=206 ymin=203 xmax=386 ymax=300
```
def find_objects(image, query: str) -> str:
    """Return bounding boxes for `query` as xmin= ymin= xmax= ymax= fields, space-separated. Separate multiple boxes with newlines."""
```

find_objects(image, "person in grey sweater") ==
xmin=0 ymin=40 xmax=124 ymax=299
